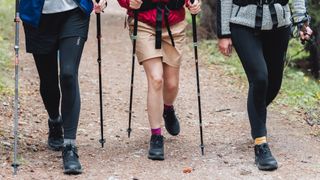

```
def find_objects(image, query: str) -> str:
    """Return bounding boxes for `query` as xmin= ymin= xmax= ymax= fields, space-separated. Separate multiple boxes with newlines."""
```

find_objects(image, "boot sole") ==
xmin=255 ymin=160 xmax=278 ymax=171
xmin=148 ymin=154 xmax=165 ymax=161
xmin=165 ymin=122 xmax=180 ymax=136
xmin=257 ymin=164 xmax=278 ymax=171
xmin=165 ymin=126 xmax=180 ymax=136
xmin=48 ymin=144 xmax=63 ymax=151
xmin=64 ymin=168 xmax=82 ymax=175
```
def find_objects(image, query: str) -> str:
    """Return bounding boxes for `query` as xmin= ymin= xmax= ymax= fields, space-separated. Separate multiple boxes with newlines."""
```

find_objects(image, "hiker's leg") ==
xmin=163 ymin=64 xmax=180 ymax=105
xmin=33 ymin=52 xmax=64 ymax=151
xmin=142 ymin=58 xmax=164 ymax=129
xmin=231 ymin=24 xmax=278 ymax=171
xmin=33 ymin=52 xmax=60 ymax=119
xmin=143 ymin=58 xmax=165 ymax=160
xmin=262 ymin=27 xmax=291 ymax=106
xmin=160 ymin=21 xmax=185 ymax=136
xmin=230 ymin=24 xmax=268 ymax=139
xmin=162 ymin=21 xmax=185 ymax=105
xmin=162 ymin=63 xmax=181 ymax=136
xmin=59 ymin=36 xmax=85 ymax=140
xmin=59 ymin=7 xmax=89 ymax=175
xmin=25 ymin=10 xmax=64 ymax=151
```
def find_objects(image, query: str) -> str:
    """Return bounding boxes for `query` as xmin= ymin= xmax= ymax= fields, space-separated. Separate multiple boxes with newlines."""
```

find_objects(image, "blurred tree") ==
xmin=199 ymin=0 xmax=217 ymax=39
xmin=306 ymin=0 xmax=319 ymax=78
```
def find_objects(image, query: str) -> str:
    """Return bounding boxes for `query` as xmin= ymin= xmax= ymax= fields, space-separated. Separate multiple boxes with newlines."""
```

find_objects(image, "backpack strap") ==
xmin=139 ymin=1 xmax=183 ymax=49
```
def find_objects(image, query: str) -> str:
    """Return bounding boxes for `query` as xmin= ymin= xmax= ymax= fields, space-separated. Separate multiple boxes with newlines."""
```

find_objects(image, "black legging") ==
xmin=230 ymin=24 xmax=291 ymax=139
xmin=33 ymin=37 xmax=85 ymax=139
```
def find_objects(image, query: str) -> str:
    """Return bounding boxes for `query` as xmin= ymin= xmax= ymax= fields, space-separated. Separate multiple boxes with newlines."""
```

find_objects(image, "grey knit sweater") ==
xmin=217 ymin=0 xmax=308 ymax=38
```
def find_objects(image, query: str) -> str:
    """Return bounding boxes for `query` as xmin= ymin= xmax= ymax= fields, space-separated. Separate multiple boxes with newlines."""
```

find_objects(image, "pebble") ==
xmin=1 ymin=141 xmax=11 ymax=148
xmin=240 ymin=169 xmax=252 ymax=176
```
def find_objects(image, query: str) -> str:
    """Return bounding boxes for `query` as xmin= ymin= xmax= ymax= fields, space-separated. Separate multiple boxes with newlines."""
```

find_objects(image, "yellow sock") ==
xmin=255 ymin=137 xmax=267 ymax=145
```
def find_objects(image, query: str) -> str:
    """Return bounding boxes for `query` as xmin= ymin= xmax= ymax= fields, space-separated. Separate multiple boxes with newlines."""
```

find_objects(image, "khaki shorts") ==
xmin=129 ymin=19 xmax=187 ymax=68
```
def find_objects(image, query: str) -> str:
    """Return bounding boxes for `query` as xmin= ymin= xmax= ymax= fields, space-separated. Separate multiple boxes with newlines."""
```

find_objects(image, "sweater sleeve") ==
xmin=217 ymin=0 xmax=233 ymax=38
xmin=291 ymin=0 xmax=310 ymax=25
xmin=185 ymin=0 xmax=189 ymax=8
xmin=117 ymin=0 xmax=130 ymax=9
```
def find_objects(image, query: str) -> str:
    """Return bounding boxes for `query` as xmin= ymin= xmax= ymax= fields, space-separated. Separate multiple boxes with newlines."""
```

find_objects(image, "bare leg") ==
xmin=142 ymin=58 xmax=164 ymax=129
xmin=163 ymin=63 xmax=180 ymax=105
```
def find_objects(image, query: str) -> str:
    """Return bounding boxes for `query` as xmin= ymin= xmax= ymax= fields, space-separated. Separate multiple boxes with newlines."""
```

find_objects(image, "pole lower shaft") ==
xmin=192 ymin=14 xmax=204 ymax=156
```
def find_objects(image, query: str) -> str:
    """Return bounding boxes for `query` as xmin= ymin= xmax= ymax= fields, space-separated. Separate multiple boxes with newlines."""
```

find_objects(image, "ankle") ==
xmin=164 ymin=104 xmax=174 ymax=111
xmin=151 ymin=128 xmax=162 ymax=135
xmin=64 ymin=139 xmax=76 ymax=146
xmin=255 ymin=136 xmax=267 ymax=145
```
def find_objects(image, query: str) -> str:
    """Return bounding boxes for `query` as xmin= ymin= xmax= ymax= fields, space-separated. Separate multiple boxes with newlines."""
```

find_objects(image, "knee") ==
xmin=60 ymin=67 xmax=76 ymax=87
xmin=165 ymin=80 xmax=179 ymax=92
xmin=149 ymin=75 xmax=163 ymax=91
xmin=252 ymin=72 xmax=268 ymax=89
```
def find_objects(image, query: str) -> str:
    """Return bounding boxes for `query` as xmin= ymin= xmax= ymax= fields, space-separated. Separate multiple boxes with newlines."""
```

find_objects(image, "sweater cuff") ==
xmin=291 ymin=13 xmax=311 ymax=26
xmin=218 ymin=34 xmax=231 ymax=39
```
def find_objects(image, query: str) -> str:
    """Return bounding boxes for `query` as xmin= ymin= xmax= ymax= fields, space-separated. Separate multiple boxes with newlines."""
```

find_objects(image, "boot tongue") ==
xmin=64 ymin=144 xmax=78 ymax=157
xmin=260 ymin=144 xmax=271 ymax=156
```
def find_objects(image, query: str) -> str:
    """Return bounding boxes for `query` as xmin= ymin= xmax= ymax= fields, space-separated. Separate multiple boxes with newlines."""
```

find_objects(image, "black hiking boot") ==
xmin=62 ymin=144 xmax=82 ymax=175
xmin=163 ymin=108 xmax=180 ymax=136
xmin=148 ymin=135 xmax=164 ymax=160
xmin=48 ymin=116 xmax=63 ymax=151
xmin=254 ymin=143 xmax=278 ymax=171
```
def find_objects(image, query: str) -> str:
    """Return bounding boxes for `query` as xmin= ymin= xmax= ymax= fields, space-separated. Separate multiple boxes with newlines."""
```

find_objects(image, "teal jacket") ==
xmin=20 ymin=0 xmax=93 ymax=27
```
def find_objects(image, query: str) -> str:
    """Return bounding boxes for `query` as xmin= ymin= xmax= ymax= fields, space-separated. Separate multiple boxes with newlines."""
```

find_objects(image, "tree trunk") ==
xmin=199 ymin=0 xmax=217 ymax=39
xmin=307 ymin=24 xmax=320 ymax=79
xmin=307 ymin=0 xmax=320 ymax=79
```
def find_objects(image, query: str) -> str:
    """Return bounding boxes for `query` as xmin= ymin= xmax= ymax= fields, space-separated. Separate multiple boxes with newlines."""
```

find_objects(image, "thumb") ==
xmin=306 ymin=27 xmax=313 ymax=35
xmin=299 ymin=31 xmax=305 ymax=39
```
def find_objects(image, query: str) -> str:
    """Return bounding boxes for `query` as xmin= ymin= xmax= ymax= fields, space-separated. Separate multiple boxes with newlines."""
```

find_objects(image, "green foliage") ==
xmin=280 ymin=68 xmax=320 ymax=109
xmin=0 ymin=0 xmax=14 ymax=94
xmin=202 ymin=40 xmax=320 ymax=111
xmin=200 ymin=40 xmax=245 ymax=77
xmin=286 ymin=39 xmax=309 ymax=65
xmin=308 ymin=1 xmax=320 ymax=25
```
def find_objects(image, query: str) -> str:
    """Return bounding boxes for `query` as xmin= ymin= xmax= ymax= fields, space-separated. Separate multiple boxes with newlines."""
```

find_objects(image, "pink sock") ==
xmin=164 ymin=104 xmax=174 ymax=110
xmin=151 ymin=128 xmax=161 ymax=135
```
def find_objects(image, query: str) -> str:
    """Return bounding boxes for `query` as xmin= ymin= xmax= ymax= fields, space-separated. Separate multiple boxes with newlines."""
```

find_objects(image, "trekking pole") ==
xmin=12 ymin=0 xmax=20 ymax=175
xmin=190 ymin=0 xmax=204 ymax=155
xmin=96 ymin=0 xmax=106 ymax=148
xmin=127 ymin=11 xmax=138 ymax=138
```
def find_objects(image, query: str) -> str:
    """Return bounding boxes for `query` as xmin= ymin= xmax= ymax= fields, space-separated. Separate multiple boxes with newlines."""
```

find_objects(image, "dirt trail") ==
xmin=1 ymin=2 xmax=320 ymax=179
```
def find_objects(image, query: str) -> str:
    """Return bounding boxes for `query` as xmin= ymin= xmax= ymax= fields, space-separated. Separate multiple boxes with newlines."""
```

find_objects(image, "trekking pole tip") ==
xmin=127 ymin=128 xmax=132 ymax=138
xmin=12 ymin=163 xmax=19 ymax=175
xmin=99 ymin=139 xmax=106 ymax=148
xmin=200 ymin=145 xmax=205 ymax=156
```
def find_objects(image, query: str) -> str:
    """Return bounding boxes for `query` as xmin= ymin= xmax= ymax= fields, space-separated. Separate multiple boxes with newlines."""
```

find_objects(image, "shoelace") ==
xmin=152 ymin=136 xmax=163 ymax=148
xmin=63 ymin=146 xmax=79 ymax=160
xmin=258 ymin=144 xmax=272 ymax=158
xmin=164 ymin=109 xmax=176 ymax=121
